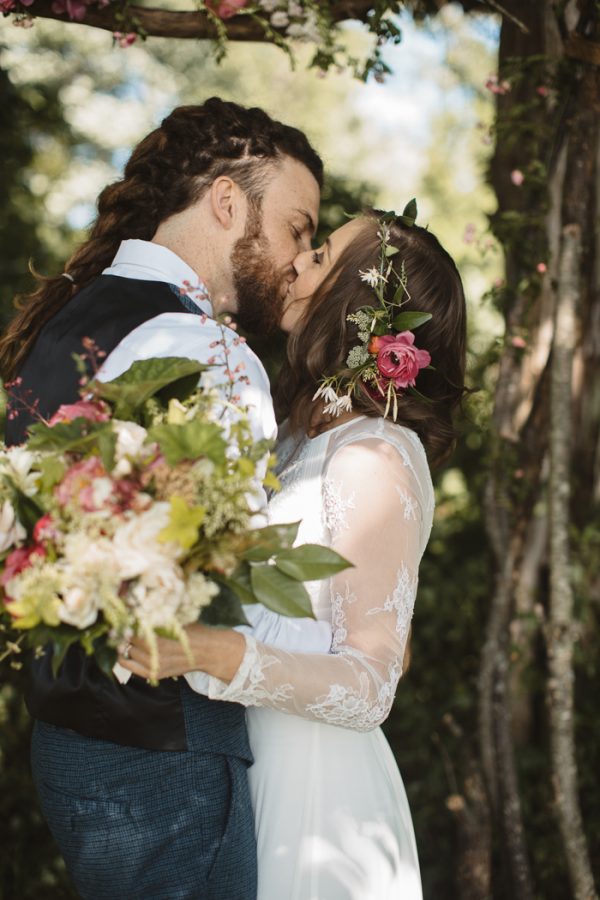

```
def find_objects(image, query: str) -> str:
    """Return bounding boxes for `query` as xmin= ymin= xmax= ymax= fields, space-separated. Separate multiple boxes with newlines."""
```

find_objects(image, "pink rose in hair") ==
xmin=207 ymin=0 xmax=247 ymax=19
xmin=49 ymin=400 xmax=109 ymax=427
xmin=371 ymin=332 xmax=431 ymax=389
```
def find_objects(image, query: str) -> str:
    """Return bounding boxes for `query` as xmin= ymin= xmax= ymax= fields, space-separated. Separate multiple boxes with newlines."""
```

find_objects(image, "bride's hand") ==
xmin=117 ymin=624 xmax=246 ymax=683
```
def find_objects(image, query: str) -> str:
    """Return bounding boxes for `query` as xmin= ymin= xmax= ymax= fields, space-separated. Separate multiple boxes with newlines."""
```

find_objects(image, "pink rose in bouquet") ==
xmin=49 ymin=400 xmax=109 ymax=426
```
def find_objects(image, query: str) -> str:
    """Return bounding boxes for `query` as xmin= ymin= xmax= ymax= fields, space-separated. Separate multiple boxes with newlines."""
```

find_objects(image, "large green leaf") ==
xmin=148 ymin=420 xmax=227 ymax=465
xmin=92 ymin=357 xmax=206 ymax=417
xmin=391 ymin=311 xmax=432 ymax=332
xmin=27 ymin=419 xmax=112 ymax=454
xmin=219 ymin=567 xmax=257 ymax=606
xmin=273 ymin=544 xmax=352 ymax=582
xmin=241 ymin=521 xmax=301 ymax=562
xmin=200 ymin=582 xmax=250 ymax=627
xmin=250 ymin=564 xmax=314 ymax=619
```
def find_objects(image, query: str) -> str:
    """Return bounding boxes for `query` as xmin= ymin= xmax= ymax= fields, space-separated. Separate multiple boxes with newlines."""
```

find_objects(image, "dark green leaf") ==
xmin=250 ymin=564 xmax=314 ymax=618
xmin=218 ymin=566 xmax=257 ymax=605
xmin=13 ymin=492 xmax=46 ymax=534
xmin=241 ymin=521 xmax=301 ymax=561
xmin=91 ymin=357 xmax=206 ymax=417
xmin=148 ymin=420 xmax=227 ymax=465
xmin=273 ymin=544 xmax=352 ymax=581
xmin=97 ymin=428 xmax=117 ymax=472
xmin=27 ymin=419 xmax=111 ymax=454
xmin=399 ymin=198 xmax=418 ymax=227
xmin=156 ymin=372 xmax=206 ymax=406
xmin=392 ymin=311 xmax=432 ymax=332
xmin=200 ymin=582 xmax=250 ymax=627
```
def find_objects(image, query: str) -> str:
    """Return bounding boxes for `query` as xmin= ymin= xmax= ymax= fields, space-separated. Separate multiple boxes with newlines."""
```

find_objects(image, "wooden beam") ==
xmin=565 ymin=32 xmax=600 ymax=67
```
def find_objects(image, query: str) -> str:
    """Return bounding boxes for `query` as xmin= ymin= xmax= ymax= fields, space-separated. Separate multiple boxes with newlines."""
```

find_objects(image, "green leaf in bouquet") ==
xmin=38 ymin=456 xmax=66 ymax=493
xmin=149 ymin=420 xmax=227 ymax=466
xmin=250 ymin=564 xmax=314 ymax=619
xmin=97 ymin=428 xmax=118 ymax=472
xmin=27 ymin=419 xmax=112 ymax=455
xmin=200 ymin=582 xmax=250 ymax=627
xmin=12 ymin=491 xmax=46 ymax=535
xmin=91 ymin=357 xmax=207 ymax=418
xmin=159 ymin=496 xmax=206 ymax=550
xmin=391 ymin=311 xmax=432 ymax=332
xmin=273 ymin=545 xmax=352 ymax=582
xmin=218 ymin=566 xmax=256 ymax=606
xmin=93 ymin=642 xmax=119 ymax=681
xmin=49 ymin=629 xmax=84 ymax=678
xmin=241 ymin=521 xmax=301 ymax=562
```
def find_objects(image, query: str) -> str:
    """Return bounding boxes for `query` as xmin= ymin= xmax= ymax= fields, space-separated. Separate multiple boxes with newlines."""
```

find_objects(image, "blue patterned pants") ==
xmin=31 ymin=721 xmax=257 ymax=900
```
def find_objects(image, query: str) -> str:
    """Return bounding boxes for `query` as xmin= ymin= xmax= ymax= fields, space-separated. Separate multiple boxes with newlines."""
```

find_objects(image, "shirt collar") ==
xmin=104 ymin=239 xmax=213 ymax=315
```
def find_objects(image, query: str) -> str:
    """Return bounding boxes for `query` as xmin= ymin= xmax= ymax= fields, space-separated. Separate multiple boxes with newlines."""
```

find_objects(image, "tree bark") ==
xmin=16 ymin=0 xmax=374 ymax=40
xmin=547 ymin=22 xmax=600 ymax=895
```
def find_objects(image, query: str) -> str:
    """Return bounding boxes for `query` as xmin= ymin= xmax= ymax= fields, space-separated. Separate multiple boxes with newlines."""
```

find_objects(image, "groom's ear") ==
xmin=210 ymin=176 xmax=244 ymax=231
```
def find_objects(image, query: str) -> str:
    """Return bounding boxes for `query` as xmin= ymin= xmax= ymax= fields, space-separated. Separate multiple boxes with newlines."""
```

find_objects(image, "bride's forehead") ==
xmin=327 ymin=218 xmax=368 ymax=254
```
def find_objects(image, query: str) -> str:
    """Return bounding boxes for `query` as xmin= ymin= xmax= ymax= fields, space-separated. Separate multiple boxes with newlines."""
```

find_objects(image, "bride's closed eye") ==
xmin=312 ymin=251 xmax=324 ymax=265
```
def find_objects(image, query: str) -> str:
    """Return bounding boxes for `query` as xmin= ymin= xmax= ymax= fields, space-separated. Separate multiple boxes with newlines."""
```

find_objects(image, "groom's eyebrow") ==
xmin=295 ymin=209 xmax=317 ymax=236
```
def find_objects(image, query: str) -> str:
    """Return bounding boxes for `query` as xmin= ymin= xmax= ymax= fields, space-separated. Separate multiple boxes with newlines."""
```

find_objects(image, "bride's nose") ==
xmin=293 ymin=248 xmax=312 ymax=276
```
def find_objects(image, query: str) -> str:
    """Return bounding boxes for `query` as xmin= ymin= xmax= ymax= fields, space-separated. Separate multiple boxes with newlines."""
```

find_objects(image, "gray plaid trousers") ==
xmin=31 ymin=694 xmax=257 ymax=900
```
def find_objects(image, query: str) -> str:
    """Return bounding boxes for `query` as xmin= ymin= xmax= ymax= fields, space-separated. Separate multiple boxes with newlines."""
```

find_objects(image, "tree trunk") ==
xmin=547 ymin=17 xmax=600 ymax=896
xmin=481 ymin=0 xmax=600 ymax=897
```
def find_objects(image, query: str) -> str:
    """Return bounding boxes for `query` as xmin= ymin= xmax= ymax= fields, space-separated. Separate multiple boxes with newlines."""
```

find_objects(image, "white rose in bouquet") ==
xmin=0 ymin=500 xmax=26 ymax=552
xmin=112 ymin=420 xmax=149 ymax=476
xmin=112 ymin=503 xmax=180 ymax=580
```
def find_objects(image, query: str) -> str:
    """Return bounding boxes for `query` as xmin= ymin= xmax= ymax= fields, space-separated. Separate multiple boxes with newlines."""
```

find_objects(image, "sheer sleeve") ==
xmin=207 ymin=434 xmax=430 ymax=732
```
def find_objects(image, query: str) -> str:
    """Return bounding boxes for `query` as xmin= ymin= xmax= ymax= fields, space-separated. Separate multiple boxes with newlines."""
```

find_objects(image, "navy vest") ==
xmin=5 ymin=276 xmax=251 ymax=758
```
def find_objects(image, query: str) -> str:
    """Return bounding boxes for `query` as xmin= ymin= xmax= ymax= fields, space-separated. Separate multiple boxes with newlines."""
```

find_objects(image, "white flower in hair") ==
xmin=323 ymin=394 xmax=353 ymax=418
xmin=313 ymin=384 xmax=339 ymax=404
xmin=359 ymin=267 xmax=386 ymax=288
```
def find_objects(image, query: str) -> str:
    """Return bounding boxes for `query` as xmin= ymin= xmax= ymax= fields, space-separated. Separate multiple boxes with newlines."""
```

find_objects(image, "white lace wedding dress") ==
xmin=207 ymin=415 xmax=435 ymax=899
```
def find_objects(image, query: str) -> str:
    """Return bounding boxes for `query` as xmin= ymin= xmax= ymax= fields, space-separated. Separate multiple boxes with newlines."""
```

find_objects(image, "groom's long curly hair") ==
xmin=0 ymin=98 xmax=323 ymax=381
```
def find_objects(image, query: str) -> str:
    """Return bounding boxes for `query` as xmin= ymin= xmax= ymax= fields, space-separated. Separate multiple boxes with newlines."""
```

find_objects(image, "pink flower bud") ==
xmin=510 ymin=169 xmax=525 ymax=186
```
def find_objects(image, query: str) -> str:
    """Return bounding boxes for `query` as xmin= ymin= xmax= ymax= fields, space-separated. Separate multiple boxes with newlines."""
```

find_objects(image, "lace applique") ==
xmin=322 ymin=477 xmax=356 ymax=539
xmin=329 ymin=583 xmax=357 ymax=649
xmin=305 ymin=658 xmax=403 ymax=732
xmin=212 ymin=637 xmax=294 ymax=707
xmin=367 ymin=563 xmax=416 ymax=652
xmin=396 ymin=485 xmax=418 ymax=521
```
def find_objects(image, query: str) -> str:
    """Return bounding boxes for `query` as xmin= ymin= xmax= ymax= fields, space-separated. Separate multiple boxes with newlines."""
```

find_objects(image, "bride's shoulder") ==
xmin=329 ymin=416 xmax=428 ymax=465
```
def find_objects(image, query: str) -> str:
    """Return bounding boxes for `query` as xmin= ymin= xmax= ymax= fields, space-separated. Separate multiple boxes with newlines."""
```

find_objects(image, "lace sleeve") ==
xmin=207 ymin=435 xmax=428 ymax=731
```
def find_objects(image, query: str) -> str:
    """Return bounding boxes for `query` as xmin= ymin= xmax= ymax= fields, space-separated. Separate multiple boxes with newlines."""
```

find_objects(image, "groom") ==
xmin=4 ymin=99 xmax=329 ymax=899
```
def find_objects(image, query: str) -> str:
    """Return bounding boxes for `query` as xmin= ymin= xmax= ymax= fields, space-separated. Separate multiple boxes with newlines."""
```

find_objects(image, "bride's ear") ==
xmin=210 ymin=176 xmax=245 ymax=231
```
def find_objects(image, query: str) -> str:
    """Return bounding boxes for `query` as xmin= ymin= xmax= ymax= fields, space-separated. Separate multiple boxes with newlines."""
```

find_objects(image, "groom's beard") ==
xmin=231 ymin=202 xmax=287 ymax=336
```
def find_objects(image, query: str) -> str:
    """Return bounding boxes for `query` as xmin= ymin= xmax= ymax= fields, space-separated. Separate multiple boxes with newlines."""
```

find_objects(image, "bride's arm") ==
xmin=122 ymin=437 xmax=426 ymax=731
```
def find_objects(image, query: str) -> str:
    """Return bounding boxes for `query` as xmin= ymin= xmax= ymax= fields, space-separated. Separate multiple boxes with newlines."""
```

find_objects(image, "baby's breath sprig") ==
xmin=314 ymin=199 xmax=433 ymax=422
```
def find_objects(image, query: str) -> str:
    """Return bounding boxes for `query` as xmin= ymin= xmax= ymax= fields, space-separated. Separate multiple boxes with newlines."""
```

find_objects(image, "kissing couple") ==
xmin=1 ymin=98 xmax=466 ymax=900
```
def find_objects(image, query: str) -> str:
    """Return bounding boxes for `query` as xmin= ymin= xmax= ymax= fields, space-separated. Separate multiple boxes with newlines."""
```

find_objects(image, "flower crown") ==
xmin=314 ymin=200 xmax=432 ymax=421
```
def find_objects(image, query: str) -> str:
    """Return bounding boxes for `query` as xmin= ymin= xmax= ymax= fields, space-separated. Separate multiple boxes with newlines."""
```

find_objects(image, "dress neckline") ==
xmin=307 ymin=415 xmax=367 ymax=442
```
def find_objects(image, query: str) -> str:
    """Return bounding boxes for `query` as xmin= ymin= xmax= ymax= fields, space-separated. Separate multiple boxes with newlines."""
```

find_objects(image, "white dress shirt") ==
xmin=101 ymin=240 xmax=332 ymax=690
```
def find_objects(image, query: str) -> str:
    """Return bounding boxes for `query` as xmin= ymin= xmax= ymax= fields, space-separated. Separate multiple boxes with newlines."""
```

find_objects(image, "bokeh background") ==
xmin=1 ymin=2 xmax=598 ymax=898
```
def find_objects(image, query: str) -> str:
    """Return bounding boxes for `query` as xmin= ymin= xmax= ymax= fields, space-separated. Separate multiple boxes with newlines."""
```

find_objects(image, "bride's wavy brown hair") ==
xmin=0 ymin=98 xmax=323 ymax=382
xmin=275 ymin=213 xmax=467 ymax=469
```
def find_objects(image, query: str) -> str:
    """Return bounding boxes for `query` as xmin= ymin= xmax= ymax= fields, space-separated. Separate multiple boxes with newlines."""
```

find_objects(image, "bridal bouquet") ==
xmin=0 ymin=354 xmax=347 ymax=680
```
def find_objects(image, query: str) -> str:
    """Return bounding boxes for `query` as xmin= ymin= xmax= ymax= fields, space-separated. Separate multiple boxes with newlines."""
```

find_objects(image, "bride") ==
xmin=121 ymin=209 xmax=467 ymax=899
